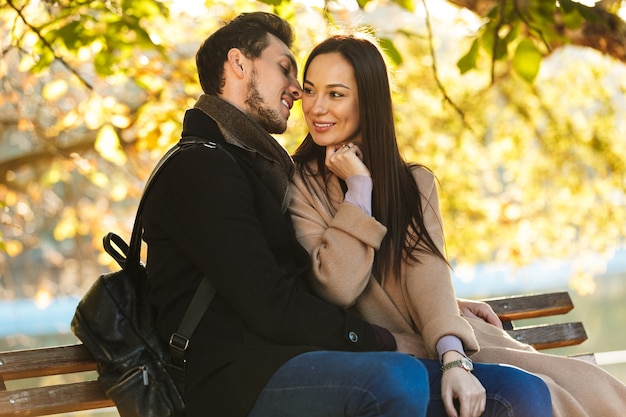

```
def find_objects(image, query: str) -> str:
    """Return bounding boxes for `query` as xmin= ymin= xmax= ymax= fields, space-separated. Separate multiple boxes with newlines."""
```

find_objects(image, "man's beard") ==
xmin=245 ymin=70 xmax=287 ymax=134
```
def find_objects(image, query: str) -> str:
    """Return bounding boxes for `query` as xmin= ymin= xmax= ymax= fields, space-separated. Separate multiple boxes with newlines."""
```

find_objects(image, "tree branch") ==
xmin=5 ymin=0 xmax=94 ymax=90
xmin=421 ymin=0 xmax=472 ymax=130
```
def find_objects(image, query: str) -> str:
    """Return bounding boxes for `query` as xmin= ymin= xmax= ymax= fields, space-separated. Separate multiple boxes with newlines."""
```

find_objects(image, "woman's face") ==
xmin=301 ymin=52 xmax=361 ymax=147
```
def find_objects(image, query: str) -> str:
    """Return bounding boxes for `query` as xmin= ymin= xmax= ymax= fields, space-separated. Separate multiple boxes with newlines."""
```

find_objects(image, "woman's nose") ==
xmin=312 ymin=97 xmax=327 ymax=114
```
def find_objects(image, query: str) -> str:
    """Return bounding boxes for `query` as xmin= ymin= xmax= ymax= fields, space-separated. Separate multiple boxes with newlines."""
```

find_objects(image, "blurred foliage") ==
xmin=0 ymin=0 xmax=625 ymax=302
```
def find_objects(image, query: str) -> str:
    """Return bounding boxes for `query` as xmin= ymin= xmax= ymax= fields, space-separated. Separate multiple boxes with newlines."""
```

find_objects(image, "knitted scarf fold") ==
xmin=194 ymin=94 xmax=294 ymax=212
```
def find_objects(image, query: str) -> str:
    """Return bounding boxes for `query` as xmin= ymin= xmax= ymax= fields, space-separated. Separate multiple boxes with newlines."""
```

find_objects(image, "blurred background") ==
xmin=1 ymin=0 xmax=625 ymax=414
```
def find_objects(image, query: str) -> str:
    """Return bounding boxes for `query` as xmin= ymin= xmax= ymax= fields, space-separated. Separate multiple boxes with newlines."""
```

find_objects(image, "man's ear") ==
xmin=226 ymin=48 xmax=246 ymax=78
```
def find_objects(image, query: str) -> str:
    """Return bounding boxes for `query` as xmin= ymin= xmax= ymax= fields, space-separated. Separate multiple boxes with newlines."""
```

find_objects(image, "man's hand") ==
xmin=457 ymin=299 xmax=503 ymax=329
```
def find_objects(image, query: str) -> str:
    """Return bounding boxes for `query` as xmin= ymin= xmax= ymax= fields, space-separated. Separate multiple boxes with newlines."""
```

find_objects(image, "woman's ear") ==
xmin=226 ymin=48 xmax=246 ymax=78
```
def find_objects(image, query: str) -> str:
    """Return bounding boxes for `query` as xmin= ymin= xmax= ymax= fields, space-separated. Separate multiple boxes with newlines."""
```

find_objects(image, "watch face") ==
xmin=461 ymin=357 xmax=473 ymax=371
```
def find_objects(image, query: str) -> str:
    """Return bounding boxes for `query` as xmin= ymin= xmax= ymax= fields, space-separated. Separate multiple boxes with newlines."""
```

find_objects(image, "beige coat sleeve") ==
xmin=289 ymin=171 xmax=387 ymax=308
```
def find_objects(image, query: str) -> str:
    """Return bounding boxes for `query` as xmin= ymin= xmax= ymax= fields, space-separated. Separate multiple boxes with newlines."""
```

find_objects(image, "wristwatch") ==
xmin=441 ymin=357 xmax=474 ymax=373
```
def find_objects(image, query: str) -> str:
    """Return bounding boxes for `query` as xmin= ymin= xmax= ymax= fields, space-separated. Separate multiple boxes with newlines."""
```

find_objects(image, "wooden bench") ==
xmin=0 ymin=290 xmax=592 ymax=416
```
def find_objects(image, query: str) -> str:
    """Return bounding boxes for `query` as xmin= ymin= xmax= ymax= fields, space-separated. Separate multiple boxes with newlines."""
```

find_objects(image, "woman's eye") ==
xmin=303 ymin=87 xmax=314 ymax=94
xmin=330 ymin=91 xmax=343 ymax=98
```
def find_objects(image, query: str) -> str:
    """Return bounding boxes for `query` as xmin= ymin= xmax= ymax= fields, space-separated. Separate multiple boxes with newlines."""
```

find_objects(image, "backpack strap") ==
xmin=118 ymin=137 xmax=233 ymax=380
xmin=168 ymin=278 xmax=217 ymax=373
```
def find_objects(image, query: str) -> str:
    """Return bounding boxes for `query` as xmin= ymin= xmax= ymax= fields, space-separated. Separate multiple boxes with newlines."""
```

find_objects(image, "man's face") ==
xmin=244 ymin=35 xmax=301 ymax=134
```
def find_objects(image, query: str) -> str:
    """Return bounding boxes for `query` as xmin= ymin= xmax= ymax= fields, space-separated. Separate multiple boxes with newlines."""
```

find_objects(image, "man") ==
xmin=142 ymin=12 xmax=552 ymax=417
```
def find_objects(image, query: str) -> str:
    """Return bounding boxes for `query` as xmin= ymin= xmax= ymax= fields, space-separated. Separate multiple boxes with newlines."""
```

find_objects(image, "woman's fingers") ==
xmin=441 ymin=370 xmax=486 ymax=417
xmin=325 ymin=143 xmax=369 ymax=179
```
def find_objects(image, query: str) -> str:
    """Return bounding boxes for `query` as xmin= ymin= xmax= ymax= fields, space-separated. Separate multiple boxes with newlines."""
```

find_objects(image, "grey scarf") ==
xmin=194 ymin=94 xmax=294 ymax=212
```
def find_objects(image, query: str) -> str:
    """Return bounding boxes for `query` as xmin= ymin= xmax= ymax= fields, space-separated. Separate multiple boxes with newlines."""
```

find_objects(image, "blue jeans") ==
xmin=247 ymin=351 xmax=552 ymax=417
xmin=420 ymin=359 xmax=552 ymax=417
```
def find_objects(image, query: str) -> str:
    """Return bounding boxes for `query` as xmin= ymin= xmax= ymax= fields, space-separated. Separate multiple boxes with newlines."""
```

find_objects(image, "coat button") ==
xmin=348 ymin=331 xmax=358 ymax=343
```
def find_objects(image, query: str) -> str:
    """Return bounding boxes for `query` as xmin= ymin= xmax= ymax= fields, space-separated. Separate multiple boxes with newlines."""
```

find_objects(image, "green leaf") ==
xmin=481 ymin=28 xmax=509 ymax=61
xmin=122 ymin=0 xmax=169 ymax=18
xmin=379 ymin=38 xmax=403 ymax=66
xmin=457 ymin=39 xmax=479 ymax=74
xmin=30 ymin=48 xmax=56 ymax=73
xmin=561 ymin=6 xmax=583 ymax=30
xmin=273 ymin=1 xmax=296 ymax=21
xmin=559 ymin=0 xmax=576 ymax=13
xmin=56 ymin=21 xmax=84 ymax=51
xmin=532 ymin=0 xmax=557 ymax=24
xmin=94 ymin=49 xmax=116 ymax=76
xmin=258 ymin=0 xmax=283 ymax=6
xmin=512 ymin=39 xmax=542 ymax=83
xmin=391 ymin=0 xmax=415 ymax=12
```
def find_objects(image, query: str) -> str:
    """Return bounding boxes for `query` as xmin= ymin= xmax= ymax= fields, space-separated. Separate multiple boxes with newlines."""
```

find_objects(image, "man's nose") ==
xmin=290 ymin=79 xmax=303 ymax=100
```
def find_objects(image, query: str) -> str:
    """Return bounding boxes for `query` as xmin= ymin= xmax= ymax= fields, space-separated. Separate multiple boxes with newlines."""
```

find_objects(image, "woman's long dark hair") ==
xmin=293 ymin=35 xmax=448 ymax=281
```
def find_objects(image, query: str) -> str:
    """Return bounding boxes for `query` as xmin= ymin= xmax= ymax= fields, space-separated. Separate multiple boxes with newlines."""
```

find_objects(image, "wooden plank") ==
xmin=484 ymin=291 xmax=574 ymax=321
xmin=506 ymin=322 xmax=588 ymax=350
xmin=0 ymin=345 xmax=96 ymax=381
xmin=0 ymin=381 xmax=113 ymax=417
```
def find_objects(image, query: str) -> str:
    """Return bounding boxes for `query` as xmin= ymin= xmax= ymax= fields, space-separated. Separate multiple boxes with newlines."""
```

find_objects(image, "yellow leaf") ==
xmin=89 ymin=171 xmax=110 ymax=188
xmin=95 ymin=124 xmax=128 ymax=166
xmin=110 ymin=182 xmax=128 ymax=202
xmin=84 ymin=97 xmax=105 ymax=130
xmin=4 ymin=240 xmax=24 ymax=257
xmin=62 ymin=110 xmax=80 ymax=128
xmin=18 ymin=55 xmax=36 ymax=72
xmin=111 ymin=114 xmax=131 ymax=128
xmin=42 ymin=79 xmax=68 ymax=101
xmin=53 ymin=213 xmax=78 ymax=241
xmin=42 ymin=164 xmax=63 ymax=186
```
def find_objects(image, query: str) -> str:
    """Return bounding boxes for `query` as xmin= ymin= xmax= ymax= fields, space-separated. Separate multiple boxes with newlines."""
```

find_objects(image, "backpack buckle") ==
xmin=169 ymin=333 xmax=190 ymax=351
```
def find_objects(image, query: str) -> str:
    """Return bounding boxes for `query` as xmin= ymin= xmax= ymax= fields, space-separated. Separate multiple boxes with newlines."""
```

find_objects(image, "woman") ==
xmin=289 ymin=34 xmax=626 ymax=417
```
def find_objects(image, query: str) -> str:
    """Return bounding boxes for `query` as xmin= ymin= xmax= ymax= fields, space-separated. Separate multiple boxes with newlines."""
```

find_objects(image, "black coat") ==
xmin=143 ymin=109 xmax=383 ymax=417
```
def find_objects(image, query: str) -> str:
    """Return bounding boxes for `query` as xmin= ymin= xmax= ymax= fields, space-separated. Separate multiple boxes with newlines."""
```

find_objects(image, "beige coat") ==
xmin=290 ymin=163 xmax=626 ymax=417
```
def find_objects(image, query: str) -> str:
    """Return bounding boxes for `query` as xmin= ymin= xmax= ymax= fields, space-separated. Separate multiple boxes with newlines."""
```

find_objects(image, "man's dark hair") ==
xmin=196 ymin=12 xmax=294 ymax=95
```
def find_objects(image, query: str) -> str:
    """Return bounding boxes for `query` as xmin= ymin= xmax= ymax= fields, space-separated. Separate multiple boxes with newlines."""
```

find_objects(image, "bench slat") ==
xmin=0 ymin=381 xmax=113 ymax=417
xmin=506 ymin=322 xmax=588 ymax=350
xmin=0 ymin=345 xmax=96 ymax=381
xmin=485 ymin=291 xmax=574 ymax=321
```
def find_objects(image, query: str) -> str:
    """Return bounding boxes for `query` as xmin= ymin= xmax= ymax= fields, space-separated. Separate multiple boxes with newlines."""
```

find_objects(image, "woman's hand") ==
xmin=441 ymin=351 xmax=486 ymax=417
xmin=325 ymin=143 xmax=370 ymax=180
xmin=457 ymin=298 xmax=503 ymax=329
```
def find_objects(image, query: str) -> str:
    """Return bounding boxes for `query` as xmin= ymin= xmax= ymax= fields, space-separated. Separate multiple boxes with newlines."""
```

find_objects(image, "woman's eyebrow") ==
xmin=303 ymin=79 xmax=350 ymax=89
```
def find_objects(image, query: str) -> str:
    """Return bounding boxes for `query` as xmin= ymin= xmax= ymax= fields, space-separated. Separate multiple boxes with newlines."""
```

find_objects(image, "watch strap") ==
xmin=441 ymin=357 xmax=473 ymax=373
